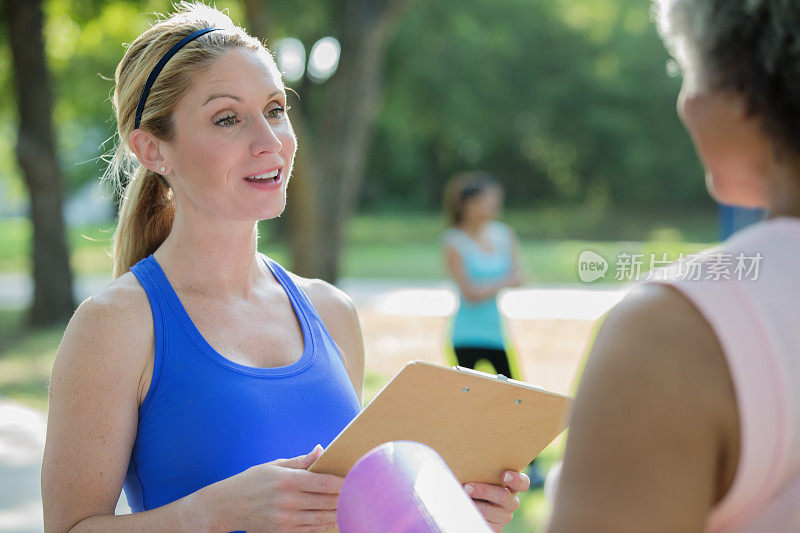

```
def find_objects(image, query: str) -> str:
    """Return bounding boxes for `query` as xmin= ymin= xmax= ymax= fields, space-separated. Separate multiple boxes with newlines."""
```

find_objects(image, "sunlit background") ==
xmin=0 ymin=0 xmax=765 ymax=531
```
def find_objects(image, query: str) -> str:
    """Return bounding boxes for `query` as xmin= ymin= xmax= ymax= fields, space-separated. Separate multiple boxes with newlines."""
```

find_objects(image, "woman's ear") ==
xmin=129 ymin=129 xmax=169 ymax=174
xmin=728 ymin=92 xmax=750 ymax=120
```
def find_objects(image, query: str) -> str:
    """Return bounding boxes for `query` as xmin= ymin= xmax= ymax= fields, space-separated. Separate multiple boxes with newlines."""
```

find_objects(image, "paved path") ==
xmin=0 ymin=402 xmax=46 ymax=533
xmin=0 ymin=402 xmax=130 ymax=533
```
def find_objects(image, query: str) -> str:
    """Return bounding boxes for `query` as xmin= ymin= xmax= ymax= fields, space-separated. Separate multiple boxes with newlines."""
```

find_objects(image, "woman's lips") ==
xmin=243 ymin=168 xmax=283 ymax=190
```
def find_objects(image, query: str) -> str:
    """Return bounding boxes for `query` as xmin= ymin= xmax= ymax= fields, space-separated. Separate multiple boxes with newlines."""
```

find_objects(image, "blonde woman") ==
xmin=41 ymin=4 xmax=528 ymax=532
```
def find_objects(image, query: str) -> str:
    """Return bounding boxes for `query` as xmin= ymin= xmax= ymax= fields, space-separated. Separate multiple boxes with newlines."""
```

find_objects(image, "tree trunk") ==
xmin=4 ymin=0 xmax=76 ymax=325
xmin=285 ymin=105 xmax=325 ymax=277
xmin=291 ymin=0 xmax=409 ymax=282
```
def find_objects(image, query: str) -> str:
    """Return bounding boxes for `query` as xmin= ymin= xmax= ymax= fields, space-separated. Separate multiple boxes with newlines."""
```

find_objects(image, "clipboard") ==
xmin=309 ymin=360 xmax=571 ymax=484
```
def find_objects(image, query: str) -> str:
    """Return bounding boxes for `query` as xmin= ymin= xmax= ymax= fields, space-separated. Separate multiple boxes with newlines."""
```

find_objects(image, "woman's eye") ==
xmin=214 ymin=114 xmax=237 ymax=127
xmin=266 ymin=105 xmax=289 ymax=119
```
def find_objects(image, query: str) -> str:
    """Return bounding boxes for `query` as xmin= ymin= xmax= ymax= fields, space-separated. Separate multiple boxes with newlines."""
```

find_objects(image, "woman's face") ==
xmin=160 ymin=47 xmax=297 ymax=223
xmin=464 ymin=186 xmax=503 ymax=223
xmin=677 ymin=78 xmax=769 ymax=208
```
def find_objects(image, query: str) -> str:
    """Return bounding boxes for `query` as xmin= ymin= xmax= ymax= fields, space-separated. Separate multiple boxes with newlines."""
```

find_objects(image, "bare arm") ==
xmin=42 ymin=281 xmax=205 ymax=532
xmin=444 ymin=244 xmax=511 ymax=303
xmin=546 ymin=284 xmax=739 ymax=533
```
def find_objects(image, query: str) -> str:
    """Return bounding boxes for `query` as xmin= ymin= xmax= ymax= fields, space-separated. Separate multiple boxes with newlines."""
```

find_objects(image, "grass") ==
xmin=342 ymin=204 xmax=718 ymax=282
xmin=0 ymin=204 xmax=719 ymax=283
xmin=0 ymin=310 xmax=62 ymax=412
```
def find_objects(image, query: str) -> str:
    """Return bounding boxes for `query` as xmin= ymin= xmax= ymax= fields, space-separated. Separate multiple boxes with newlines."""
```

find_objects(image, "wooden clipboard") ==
xmin=309 ymin=360 xmax=571 ymax=484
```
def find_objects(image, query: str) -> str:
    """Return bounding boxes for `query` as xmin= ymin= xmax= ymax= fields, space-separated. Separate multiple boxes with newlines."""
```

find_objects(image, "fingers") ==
xmin=465 ymin=478 xmax=525 ymax=531
xmin=295 ymin=509 xmax=338 ymax=527
xmin=464 ymin=482 xmax=519 ymax=512
xmin=257 ymin=509 xmax=337 ymax=532
xmin=297 ymin=525 xmax=338 ymax=533
xmin=270 ymin=444 xmax=324 ymax=470
xmin=472 ymin=500 xmax=512 ymax=530
xmin=306 ymin=444 xmax=324 ymax=464
xmin=282 ymin=468 xmax=345 ymax=495
xmin=501 ymin=470 xmax=531 ymax=493
xmin=296 ymin=491 xmax=340 ymax=511
xmin=297 ymin=526 xmax=337 ymax=533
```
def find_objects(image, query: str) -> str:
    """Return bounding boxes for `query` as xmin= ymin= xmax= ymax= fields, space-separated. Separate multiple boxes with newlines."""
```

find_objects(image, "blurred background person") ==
xmin=442 ymin=171 xmax=524 ymax=379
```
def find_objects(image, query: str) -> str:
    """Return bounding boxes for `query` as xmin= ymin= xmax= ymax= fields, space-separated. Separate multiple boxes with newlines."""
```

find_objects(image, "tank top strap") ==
xmin=261 ymin=256 xmax=315 ymax=319
xmin=261 ymin=255 xmax=344 ymax=359
xmin=259 ymin=255 xmax=316 ymax=329
xmin=128 ymin=255 xmax=169 ymax=420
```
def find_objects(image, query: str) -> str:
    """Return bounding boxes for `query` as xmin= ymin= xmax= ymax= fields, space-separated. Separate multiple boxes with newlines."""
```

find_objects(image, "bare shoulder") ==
xmin=596 ymin=282 xmax=728 ymax=379
xmin=288 ymin=273 xmax=360 ymax=351
xmin=548 ymin=282 xmax=739 ymax=532
xmin=79 ymin=272 xmax=149 ymax=315
xmin=63 ymin=272 xmax=152 ymax=352
xmin=290 ymin=273 xmax=358 ymax=320
xmin=585 ymin=282 xmax=738 ymax=446
xmin=52 ymin=272 xmax=153 ymax=402
xmin=43 ymin=273 xmax=154 ymax=529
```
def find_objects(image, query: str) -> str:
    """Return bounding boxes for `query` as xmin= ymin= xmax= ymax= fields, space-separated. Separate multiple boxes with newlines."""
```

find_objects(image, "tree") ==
xmin=244 ymin=0 xmax=411 ymax=282
xmin=3 ymin=0 xmax=75 ymax=325
xmin=367 ymin=0 xmax=705 ymax=211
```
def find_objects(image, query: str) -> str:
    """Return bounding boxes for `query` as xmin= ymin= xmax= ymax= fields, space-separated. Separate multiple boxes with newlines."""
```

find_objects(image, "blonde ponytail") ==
xmin=112 ymin=167 xmax=175 ymax=278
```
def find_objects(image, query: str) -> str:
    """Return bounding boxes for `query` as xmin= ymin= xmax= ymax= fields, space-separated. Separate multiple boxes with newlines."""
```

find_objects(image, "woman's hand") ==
xmin=464 ymin=470 xmax=531 ymax=531
xmin=195 ymin=445 xmax=344 ymax=533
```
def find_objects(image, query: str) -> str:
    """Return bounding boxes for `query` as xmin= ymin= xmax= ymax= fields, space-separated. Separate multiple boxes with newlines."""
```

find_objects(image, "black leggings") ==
xmin=454 ymin=346 xmax=513 ymax=379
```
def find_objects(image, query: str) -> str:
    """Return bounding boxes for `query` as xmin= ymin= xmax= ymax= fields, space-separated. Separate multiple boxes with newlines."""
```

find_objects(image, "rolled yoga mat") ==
xmin=337 ymin=441 xmax=492 ymax=533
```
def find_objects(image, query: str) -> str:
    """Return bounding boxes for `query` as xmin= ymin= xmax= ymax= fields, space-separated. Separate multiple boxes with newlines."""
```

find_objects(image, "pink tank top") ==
xmin=654 ymin=216 xmax=800 ymax=532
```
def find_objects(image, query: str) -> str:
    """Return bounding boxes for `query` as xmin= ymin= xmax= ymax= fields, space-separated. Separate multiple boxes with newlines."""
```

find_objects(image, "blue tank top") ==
xmin=123 ymin=254 xmax=361 ymax=519
xmin=443 ymin=222 xmax=513 ymax=349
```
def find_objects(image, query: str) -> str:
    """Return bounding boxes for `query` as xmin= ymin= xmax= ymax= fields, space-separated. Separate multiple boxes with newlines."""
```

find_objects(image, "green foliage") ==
xmin=1 ymin=0 xmax=245 ymax=196
xmin=0 ymin=309 xmax=62 ymax=412
xmin=0 ymin=0 xmax=708 ymax=214
xmin=43 ymin=0 xmax=149 ymax=191
xmin=366 ymin=0 xmax=706 ymax=210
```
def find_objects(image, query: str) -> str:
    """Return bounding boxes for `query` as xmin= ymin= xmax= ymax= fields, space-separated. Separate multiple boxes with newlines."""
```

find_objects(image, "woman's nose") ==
xmin=251 ymin=116 xmax=282 ymax=155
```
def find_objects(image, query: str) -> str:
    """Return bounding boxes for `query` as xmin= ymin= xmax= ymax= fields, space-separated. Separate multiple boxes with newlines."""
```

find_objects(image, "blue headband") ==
xmin=134 ymin=27 xmax=221 ymax=129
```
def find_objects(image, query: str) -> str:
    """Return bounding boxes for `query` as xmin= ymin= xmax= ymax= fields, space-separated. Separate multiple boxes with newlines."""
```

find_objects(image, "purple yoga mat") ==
xmin=337 ymin=441 xmax=492 ymax=533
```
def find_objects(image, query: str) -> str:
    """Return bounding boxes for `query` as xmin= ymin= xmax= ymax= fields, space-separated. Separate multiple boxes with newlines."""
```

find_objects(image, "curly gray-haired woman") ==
xmin=547 ymin=1 xmax=800 ymax=532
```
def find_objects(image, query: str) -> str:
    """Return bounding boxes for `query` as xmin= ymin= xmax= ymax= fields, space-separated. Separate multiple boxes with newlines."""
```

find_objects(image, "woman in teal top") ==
xmin=442 ymin=172 xmax=524 ymax=378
